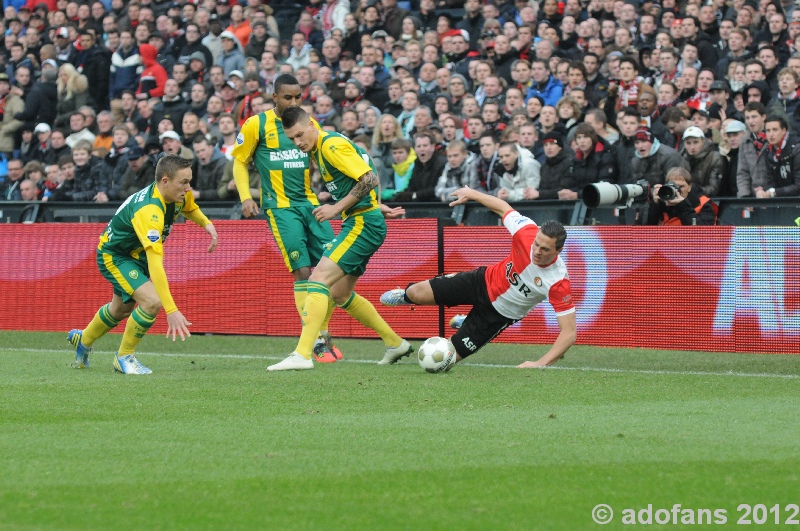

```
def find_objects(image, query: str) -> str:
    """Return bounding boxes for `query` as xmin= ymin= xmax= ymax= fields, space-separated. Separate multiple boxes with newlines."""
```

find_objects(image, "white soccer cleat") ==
xmin=449 ymin=314 xmax=466 ymax=329
xmin=378 ymin=339 xmax=413 ymax=365
xmin=267 ymin=352 xmax=314 ymax=371
xmin=380 ymin=289 xmax=409 ymax=306
xmin=113 ymin=354 xmax=152 ymax=375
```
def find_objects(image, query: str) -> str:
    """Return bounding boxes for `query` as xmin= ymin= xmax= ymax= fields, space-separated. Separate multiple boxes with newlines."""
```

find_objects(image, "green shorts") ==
xmin=325 ymin=209 xmax=386 ymax=276
xmin=266 ymin=206 xmax=335 ymax=272
xmin=97 ymin=251 xmax=150 ymax=304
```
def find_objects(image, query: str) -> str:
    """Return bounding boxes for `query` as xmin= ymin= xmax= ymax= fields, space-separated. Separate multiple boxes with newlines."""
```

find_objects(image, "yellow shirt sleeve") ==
xmin=322 ymin=136 xmax=373 ymax=181
xmin=131 ymin=204 xmax=166 ymax=256
xmin=180 ymin=190 xmax=210 ymax=227
xmin=231 ymin=115 xmax=260 ymax=165
xmin=145 ymin=250 xmax=178 ymax=314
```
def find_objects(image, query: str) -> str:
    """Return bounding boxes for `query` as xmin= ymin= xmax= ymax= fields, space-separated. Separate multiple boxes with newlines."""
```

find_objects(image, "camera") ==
xmin=582 ymin=179 xmax=651 ymax=208
xmin=657 ymin=182 xmax=681 ymax=201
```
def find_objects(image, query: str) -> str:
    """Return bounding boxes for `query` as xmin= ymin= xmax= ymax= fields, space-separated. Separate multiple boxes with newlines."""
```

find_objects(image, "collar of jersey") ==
xmin=152 ymin=181 xmax=167 ymax=208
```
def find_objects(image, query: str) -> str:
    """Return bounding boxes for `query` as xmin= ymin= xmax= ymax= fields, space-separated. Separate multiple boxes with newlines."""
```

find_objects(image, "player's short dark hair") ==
xmin=540 ymin=220 xmax=567 ymax=250
xmin=155 ymin=154 xmax=192 ymax=181
xmin=274 ymin=73 xmax=299 ymax=94
xmin=281 ymin=106 xmax=309 ymax=130
xmin=765 ymin=114 xmax=788 ymax=130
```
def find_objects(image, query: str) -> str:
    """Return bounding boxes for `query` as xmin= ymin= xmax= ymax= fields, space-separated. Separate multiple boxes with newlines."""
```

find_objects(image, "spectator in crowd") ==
xmin=737 ymin=102 xmax=768 ymax=197
xmin=681 ymin=126 xmax=723 ymax=196
xmin=109 ymin=30 xmax=142 ymax=100
xmin=393 ymin=131 xmax=446 ymax=201
xmin=50 ymin=155 xmax=77 ymax=201
xmin=526 ymin=58 xmax=563 ymax=107
xmin=66 ymin=112 xmax=97 ymax=148
xmin=753 ymin=115 xmax=800 ymax=197
xmin=114 ymin=145 xmax=155 ymax=200
xmin=435 ymin=139 xmax=479 ymax=201
xmin=371 ymin=113 xmax=405 ymax=192
xmin=137 ymin=43 xmax=167 ymax=99
xmin=0 ymin=73 xmax=24 ymax=159
xmin=93 ymin=111 xmax=115 ymax=152
xmin=75 ymin=30 xmax=112 ymax=111
xmin=538 ymin=131 xmax=577 ymax=200
xmin=569 ymin=123 xmax=617 ymax=199
xmin=0 ymin=158 xmax=25 ymax=201
xmin=15 ymin=67 xmax=58 ymax=126
xmin=647 ymin=167 xmax=718 ymax=225
xmin=474 ymin=131 xmax=502 ymax=194
xmin=662 ymin=106 xmax=692 ymax=152
xmin=216 ymin=31 xmax=246 ymax=76
xmin=495 ymin=141 xmax=541 ymax=201
xmin=630 ymin=125 xmax=690 ymax=186
xmin=160 ymin=130 xmax=194 ymax=160
xmin=719 ymin=120 xmax=747 ymax=197
xmin=382 ymin=137 xmax=415 ymax=200
xmin=191 ymin=135 xmax=229 ymax=202
xmin=69 ymin=140 xmax=109 ymax=202
xmin=43 ymin=129 xmax=72 ymax=166
xmin=151 ymin=79 xmax=189 ymax=136
xmin=19 ymin=178 xmax=38 ymax=202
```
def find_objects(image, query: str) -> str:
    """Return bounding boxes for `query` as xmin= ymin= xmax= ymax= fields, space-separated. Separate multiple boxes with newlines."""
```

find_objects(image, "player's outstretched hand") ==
xmin=241 ymin=198 xmax=260 ymax=218
xmin=516 ymin=360 xmax=548 ymax=368
xmin=205 ymin=222 xmax=218 ymax=253
xmin=448 ymin=186 xmax=475 ymax=207
xmin=313 ymin=204 xmax=340 ymax=222
xmin=380 ymin=203 xmax=406 ymax=218
xmin=166 ymin=310 xmax=192 ymax=342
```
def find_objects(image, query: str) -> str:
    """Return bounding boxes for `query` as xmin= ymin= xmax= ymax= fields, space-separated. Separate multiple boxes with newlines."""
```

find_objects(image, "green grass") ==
xmin=1 ymin=331 xmax=799 ymax=530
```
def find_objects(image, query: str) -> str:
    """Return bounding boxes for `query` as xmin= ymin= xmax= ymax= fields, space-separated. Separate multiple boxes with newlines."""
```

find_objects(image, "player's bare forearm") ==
xmin=330 ymin=170 xmax=379 ymax=217
xmin=517 ymin=312 xmax=576 ymax=368
xmin=449 ymin=187 xmax=513 ymax=217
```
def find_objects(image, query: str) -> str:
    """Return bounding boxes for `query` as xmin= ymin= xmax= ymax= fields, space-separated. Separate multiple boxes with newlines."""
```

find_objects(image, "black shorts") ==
xmin=427 ymin=267 xmax=519 ymax=359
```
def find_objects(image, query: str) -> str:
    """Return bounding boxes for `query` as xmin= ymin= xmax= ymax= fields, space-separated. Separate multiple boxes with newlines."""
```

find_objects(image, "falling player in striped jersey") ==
xmin=230 ymin=74 xmax=344 ymax=362
xmin=380 ymin=186 xmax=577 ymax=368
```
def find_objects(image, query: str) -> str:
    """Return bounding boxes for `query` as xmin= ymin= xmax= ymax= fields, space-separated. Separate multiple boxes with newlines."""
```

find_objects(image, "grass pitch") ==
xmin=1 ymin=331 xmax=799 ymax=530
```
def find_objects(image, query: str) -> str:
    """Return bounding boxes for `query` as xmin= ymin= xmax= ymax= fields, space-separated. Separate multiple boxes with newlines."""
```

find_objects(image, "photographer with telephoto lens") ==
xmin=646 ymin=167 xmax=718 ymax=226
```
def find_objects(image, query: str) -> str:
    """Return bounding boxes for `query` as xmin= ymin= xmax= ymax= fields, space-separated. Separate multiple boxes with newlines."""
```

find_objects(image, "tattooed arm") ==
xmin=312 ymin=171 xmax=380 ymax=222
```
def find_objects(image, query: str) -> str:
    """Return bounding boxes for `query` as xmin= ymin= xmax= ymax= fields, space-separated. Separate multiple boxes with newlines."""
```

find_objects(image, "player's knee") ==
xmin=405 ymin=282 xmax=425 ymax=304
xmin=292 ymin=267 xmax=311 ymax=281
xmin=139 ymin=298 xmax=162 ymax=316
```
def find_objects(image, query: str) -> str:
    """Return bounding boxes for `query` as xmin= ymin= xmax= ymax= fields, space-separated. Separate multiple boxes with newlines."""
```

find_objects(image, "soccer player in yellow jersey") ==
xmin=231 ymin=74 xmax=344 ymax=362
xmin=67 ymin=155 xmax=219 ymax=374
xmin=267 ymin=106 xmax=413 ymax=371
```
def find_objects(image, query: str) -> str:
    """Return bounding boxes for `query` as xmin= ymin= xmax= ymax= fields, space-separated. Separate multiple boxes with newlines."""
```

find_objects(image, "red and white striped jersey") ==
xmin=483 ymin=210 xmax=575 ymax=320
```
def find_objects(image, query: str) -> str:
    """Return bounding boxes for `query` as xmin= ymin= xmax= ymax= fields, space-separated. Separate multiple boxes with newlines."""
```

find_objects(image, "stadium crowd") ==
xmin=0 ymin=0 xmax=799 ymax=225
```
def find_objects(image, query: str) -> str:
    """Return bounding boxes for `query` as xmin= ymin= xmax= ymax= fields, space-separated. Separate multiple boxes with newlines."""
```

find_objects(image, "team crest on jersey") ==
xmin=150 ymin=214 xmax=159 ymax=222
xmin=146 ymin=229 xmax=160 ymax=243
xmin=290 ymin=251 xmax=300 ymax=261
xmin=236 ymin=133 xmax=244 ymax=145
xmin=129 ymin=270 xmax=139 ymax=280
xmin=534 ymin=277 xmax=542 ymax=287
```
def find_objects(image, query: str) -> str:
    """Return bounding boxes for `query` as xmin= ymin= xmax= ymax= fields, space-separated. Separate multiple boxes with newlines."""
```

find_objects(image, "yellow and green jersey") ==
xmin=231 ymin=109 xmax=320 ymax=210
xmin=312 ymin=131 xmax=380 ymax=218
xmin=97 ymin=181 xmax=203 ymax=262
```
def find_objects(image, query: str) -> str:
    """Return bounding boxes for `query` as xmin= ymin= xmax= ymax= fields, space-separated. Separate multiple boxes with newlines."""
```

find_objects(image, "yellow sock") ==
xmin=118 ymin=307 xmax=157 ymax=355
xmin=293 ymin=280 xmax=308 ymax=320
xmin=295 ymin=282 xmax=330 ymax=359
xmin=340 ymin=292 xmax=402 ymax=347
xmin=82 ymin=304 xmax=121 ymax=346
xmin=320 ymin=297 xmax=335 ymax=333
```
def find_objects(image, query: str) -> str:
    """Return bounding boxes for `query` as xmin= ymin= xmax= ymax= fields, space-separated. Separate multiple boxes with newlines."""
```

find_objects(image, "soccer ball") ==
xmin=417 ymin=337 xmax=457 ymax=373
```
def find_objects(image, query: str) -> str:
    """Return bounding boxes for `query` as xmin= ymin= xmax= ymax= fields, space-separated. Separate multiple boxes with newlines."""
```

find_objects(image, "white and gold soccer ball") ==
xmin=417 ymin=337 xmax=457 ymax=373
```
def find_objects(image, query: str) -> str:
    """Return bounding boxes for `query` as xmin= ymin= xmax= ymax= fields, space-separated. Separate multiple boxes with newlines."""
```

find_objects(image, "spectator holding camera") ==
xmin=647 ymin=167 xmax=718 ymax=225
